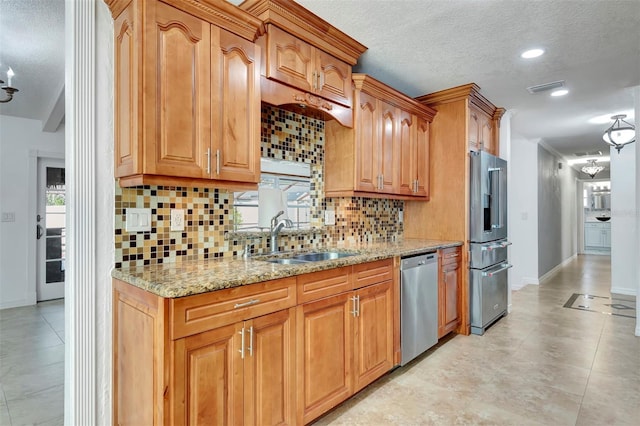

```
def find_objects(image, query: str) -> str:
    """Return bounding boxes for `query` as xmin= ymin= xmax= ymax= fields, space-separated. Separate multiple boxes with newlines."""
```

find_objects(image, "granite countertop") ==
xmin=111 ymin=239 xmax=462 ymax=298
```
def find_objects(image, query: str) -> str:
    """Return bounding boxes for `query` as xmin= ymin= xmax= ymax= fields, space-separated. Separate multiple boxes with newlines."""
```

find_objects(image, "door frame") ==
xmin=27 ymin=150 xmax=65 ymax=306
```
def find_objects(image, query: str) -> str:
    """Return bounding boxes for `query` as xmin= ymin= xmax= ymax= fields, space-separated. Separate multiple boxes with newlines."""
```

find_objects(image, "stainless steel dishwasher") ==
xmin=400 ymin=252 xmax=439 ymax=366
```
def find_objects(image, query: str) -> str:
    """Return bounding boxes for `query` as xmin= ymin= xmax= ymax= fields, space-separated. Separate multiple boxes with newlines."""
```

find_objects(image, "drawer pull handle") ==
xmin=234 ymin=299 xmax=260 ymax=309
xmin=447 ymin=253 xmax=460 ymax=258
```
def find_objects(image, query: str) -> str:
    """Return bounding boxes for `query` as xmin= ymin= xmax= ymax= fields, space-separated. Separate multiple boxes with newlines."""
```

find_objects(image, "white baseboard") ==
xmin=0 ymin=297 xmax=33 ymax=310
xmin=636 ymin=325 xmax=640 ymax=337
xmin=539 ymin=254 xmax=577 ymax=284
xmin=611 ymin=286 xmax=637 ymax=296
xmin=513 ymin=277 xmax=539 ymax=291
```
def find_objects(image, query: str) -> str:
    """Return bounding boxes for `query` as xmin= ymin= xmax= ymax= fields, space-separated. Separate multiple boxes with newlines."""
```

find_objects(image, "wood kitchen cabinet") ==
xmin=468 ymin=103 xmax=497 ymax=154
xmin=240 ymin=0 xmax=367 ymax=128
xmin=263 ymin=25 xmax=353 ymax=107
xmin=108 ymin=0 xmax=262 ymax=189
xmin=114 ymin=258 xmax=397 ymax=425
xmin=438 ymin=246 xmax=462 ymax=338
xmin=405 ymin=83 xmax=504 ymax=335
xmin=173 ymin=308 xmax=295 ymax=425
xmin=113 ymin=276 xmax=297 ymax=425
xmin=296 ymin=259 xmax=395 ymax=424
xmin=325 ymin=74 xmax=436 ymax=200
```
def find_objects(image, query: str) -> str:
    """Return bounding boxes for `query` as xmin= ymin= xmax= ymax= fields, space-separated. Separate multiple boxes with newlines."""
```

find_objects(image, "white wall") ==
xmin=610 ymin=140 xmax=637 ymax=296
xmin=508 ymin=133 xmax=539 ymax=289
xmin=0 ymin=115 xmax=65 ymax=308
xmin=634 ymin=86 xmax=640 ymax=336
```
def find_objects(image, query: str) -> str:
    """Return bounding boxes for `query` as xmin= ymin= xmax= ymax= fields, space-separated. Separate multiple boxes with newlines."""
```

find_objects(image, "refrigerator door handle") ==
xmin=481 ymin=263 xmax=513 ymax=277
xmin=489 ymin=167 xmax=504 ymax=229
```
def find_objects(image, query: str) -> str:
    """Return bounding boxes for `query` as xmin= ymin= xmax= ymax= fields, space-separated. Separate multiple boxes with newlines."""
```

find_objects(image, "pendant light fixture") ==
xmin=603 ymin=114 xmax=636 ymax=153
xmin=581 ymin=159 xmax=604 ymax=179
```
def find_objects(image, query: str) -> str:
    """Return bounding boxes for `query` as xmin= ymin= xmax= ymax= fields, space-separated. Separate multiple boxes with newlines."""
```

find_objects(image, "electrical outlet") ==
xmin=171 ymin=209 xmax=185 ymax=231
xmin=125 ymin=208 xmax=151 ymax=232
xmin=324 ymin=210 xmax=336 ymax=225
xmin=398 ymin=211 xmax=403 ymax=223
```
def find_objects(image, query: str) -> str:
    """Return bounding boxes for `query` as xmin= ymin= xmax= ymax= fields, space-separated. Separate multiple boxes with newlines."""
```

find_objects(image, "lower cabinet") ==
xmin=297 ymin=280 xmax=394 ymax=424
xmin=113 ymin=258 xmax=396 ymax=426
xmin=173 ymin=308 xmax=296 ymax=425
xmin=438 ymin=246 xmax=462 ymax=338
xmin=584 ymin=222 xmax=611 ymax=250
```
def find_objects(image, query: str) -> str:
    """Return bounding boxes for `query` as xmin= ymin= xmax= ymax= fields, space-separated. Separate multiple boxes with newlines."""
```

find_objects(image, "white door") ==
xmin=36 ymin=158 xmax=66 ymax=301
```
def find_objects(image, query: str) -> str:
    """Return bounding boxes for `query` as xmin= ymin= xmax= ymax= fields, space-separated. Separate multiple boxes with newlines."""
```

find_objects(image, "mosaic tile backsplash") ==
xmin=114 ymin=105 xmax=404 ymax=269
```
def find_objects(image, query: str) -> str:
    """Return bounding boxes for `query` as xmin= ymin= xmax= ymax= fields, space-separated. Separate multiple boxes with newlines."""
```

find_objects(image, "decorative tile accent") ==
xmin=114 ymin=105 xmax=403 ymax=268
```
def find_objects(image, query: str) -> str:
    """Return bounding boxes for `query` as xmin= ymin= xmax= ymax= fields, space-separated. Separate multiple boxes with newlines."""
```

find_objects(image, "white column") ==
xmin=65 ymin=0 xmax=96 ymax=424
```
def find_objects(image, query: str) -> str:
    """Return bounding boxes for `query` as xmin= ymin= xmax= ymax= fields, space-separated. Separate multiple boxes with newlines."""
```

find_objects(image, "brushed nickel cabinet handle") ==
xmin=234 ymin=299 xmax=260 ymax=309
xmin=206 ymin=148 xmax=211 ymax=175
xmin=247 ymin=326 xmax=254 ymax=357
xmin=216 ymin=149 xmax=220 ymax=175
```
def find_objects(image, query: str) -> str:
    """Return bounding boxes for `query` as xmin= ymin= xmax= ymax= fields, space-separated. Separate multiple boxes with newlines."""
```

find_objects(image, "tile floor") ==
xmin=314 ymin=254 xmax=639 ymax=425
xmin=1 ymin=255 xmax=638 ymax=425
xmin=0 ymin=299 xmax=64 ymax=426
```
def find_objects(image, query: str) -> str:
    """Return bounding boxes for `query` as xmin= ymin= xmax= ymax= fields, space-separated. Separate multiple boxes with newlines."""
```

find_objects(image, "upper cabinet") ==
xmin=264 ymin=25 xmax=353 ymax=107
xmin=416 ymin=83 xmax=505 ymax=156
xmin=107 ymin=0 xmax=263 ymax=189
xmin=239 ymin=0 xmax=367 ymax=128
xmin=325 ymin=74 xmax=437 ymax=200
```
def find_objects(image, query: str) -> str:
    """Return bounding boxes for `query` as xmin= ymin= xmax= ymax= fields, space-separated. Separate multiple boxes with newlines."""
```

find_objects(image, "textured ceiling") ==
xmin=2 ymin=0 xmax=639 ymax=164
xmin=0 ymin=0 xmax=65 ymax=126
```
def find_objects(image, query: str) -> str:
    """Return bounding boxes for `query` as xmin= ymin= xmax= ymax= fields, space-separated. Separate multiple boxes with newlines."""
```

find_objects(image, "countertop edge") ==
xmin=112 ymin=240 xmax=463 ymax=298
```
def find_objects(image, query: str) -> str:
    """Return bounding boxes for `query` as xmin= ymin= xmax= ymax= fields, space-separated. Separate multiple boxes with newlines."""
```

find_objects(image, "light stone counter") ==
xmin=111 ymin=239 xmax=462 ymax=298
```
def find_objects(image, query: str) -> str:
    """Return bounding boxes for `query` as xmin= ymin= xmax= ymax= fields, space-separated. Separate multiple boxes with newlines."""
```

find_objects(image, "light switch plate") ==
xmin=125 ymin=208 xmax=151 ymax=232
xmin=171 ymin=209 xmax=185 ymax=231
xmin=1 ymin=212 xmax=15 ymax=222
xmin=324 ymin=210 xmax=336 ymax=225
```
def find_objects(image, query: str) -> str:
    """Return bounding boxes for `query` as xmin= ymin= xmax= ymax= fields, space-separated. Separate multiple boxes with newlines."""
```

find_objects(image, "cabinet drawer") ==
xmin=297 ymin=266 xmax=352 ymax=304
xmin=352 ymin=259 xmax=393 ymax=289
xmin=440 ymin=247 xmax=461 ymax=266
xmin=170 ymin=277 xmax=296 ymax=339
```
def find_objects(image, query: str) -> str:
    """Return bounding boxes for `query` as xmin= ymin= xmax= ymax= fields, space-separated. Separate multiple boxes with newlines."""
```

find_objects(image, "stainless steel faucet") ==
xmin=269 ymin=210 xmax=293 ymax=253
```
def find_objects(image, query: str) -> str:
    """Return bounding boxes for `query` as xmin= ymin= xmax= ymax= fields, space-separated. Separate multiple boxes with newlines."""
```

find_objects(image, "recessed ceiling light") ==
xmin=550 ymin=89 xmax=569 ymax=97
xmin=521 ymin=48 xmax=545 ymax=59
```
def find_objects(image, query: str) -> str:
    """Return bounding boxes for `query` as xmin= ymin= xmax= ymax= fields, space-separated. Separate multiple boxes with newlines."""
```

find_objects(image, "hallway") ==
xmin=0 ymin=255 xmax=637 ymax=425
xmin=314 ymin=255 xmax=639 ymax=425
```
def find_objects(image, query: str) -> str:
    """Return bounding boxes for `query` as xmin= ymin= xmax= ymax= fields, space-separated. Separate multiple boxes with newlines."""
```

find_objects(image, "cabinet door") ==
xmin=378 ymin=100 xmax=398 ymax=193
xmin=584 ymin=224 xmax=603 ymax=248
xmin=265 ymin=25 xmax=314 ymax=93
xmin=415 ymin=117 xmax=430 ymax=198
xmin=144 ymin=2 xmax=211 ymax=178
xmin=315 ymin=49 xmax=352 ymax=107
xmin=114 ymin=5 xmax=139 ymax=178
xmin=173 ymin=323 xmax=244 ymax=426
xmin=355 ymin=91 xmax=379 ymax=193
xmin=211 ymin=27 xmax=261 ymax=183
xmin=441 ymin=262 xmax=460 ymax=335
xmin=468 ymin=104 xmax=481 ymax=152
xmin=397 ymin=110 xmax=416 ymax=196
xmin=353 ymin=281 xmax=394 ymax=392
xmin=602 ymin=226 xmax=611 ymax=248
xmin=244 ymin=309 xmax=296 ymax=426
xmin=480 ymin=114 xmax=494 ymax=154
xmin=296 ymin=293 xmax=352 ymax=424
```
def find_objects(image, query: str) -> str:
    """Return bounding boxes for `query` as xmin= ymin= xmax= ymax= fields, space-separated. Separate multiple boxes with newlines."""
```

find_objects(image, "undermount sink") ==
xmin=291 ymin=252 xmax=356 ymax=262
xmin=260 ymin=251 xmax=356 ymax=264
xmin=264 ymin=258 xmax=309 ymax=265
xmin=596 ymin=216 xmax=611 ymax=222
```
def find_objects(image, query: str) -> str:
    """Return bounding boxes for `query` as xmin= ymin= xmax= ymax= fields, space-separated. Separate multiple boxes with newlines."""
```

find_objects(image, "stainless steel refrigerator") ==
xmin=469 ymin=151 xmax=512 ymax=335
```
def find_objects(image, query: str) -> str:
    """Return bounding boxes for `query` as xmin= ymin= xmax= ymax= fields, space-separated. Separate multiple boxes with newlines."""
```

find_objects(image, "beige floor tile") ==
xmin=4 ymin=384 xmax=63 ymax=426
xmin=577 ymin=371 xmax=640 ymax=426
xmin=1 ymin=361 xmax=64 ymax=402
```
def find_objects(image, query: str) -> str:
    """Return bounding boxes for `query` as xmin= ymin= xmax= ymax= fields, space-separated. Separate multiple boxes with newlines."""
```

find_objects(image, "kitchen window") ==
xmin=233 ymin=159 xmax=312 ymax=231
